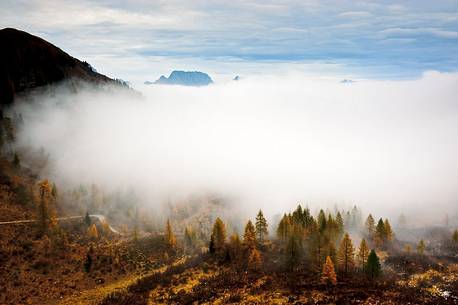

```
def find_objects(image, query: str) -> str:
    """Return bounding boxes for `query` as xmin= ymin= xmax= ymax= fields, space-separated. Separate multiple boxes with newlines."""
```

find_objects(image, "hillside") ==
xmin=0 ymin=28 xmax=119 ymax=105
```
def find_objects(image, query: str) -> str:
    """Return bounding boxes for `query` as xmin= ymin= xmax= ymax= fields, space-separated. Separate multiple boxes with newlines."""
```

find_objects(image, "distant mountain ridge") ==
xmin=0 ymin=28 xmax=121 ymax=105
xmin=153 ymin=71 xmax=213 ymax=86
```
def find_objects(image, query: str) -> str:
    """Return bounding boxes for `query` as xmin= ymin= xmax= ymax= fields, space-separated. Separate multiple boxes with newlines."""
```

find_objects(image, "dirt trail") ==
xmin=56 ymin=258 xmax=186 ymax=305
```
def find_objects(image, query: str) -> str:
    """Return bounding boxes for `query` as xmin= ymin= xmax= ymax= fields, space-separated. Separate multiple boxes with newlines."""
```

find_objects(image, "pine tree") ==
xmin=365 ymin=214 xmax=375 ymax=237
xmin=321 ymin=256 xmax=337 ymax=285
xmin=336 ymin=212 xmax=344 ymax=235
xmin=337 ymin=232 xmax=355 ymax=274
xmin=318 ymin=209 xmax=327 ymax=233
xmin=12 ymin=153 xmax=20 ymax=168
xmin=165 ymin=219 xmax=177 ymax=249
xmin=375 ymin=218 xmax=386 ymax=247
xmin=365 ymin=249 xmax=381 ymax=280
xmin=211 ymin=217 xmax=226 ymax=255
xmin=84 ymin=211 xmax=91 ymax=227
xmin=358 ymin=238 xmax=369 ymax=272
xmin=255 ymin=210 xmax=268 ymax=242
xmin=417 ymin=240 xmax=425 ymax=256
xmin=83 ymin=253 xmax=92 ymax=273
xmin=243 ymin=220 xmax=257 ymax=250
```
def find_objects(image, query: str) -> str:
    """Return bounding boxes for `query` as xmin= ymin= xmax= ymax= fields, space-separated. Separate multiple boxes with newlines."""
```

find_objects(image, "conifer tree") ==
xmin=243 ymin=220 xmax=256 ymax=250
xmin=327 ymin=242 xmax=337 ymax=264
xmin=365 ymin=249 xmax=381 ymax=280
xmin=229 ymin=232 xmax=242 ymax=261
xmin=375 ymin=218 xmax=386 ymax=246
xmin=12 ymin=153 xmax=20 ymax=168
xmin=321 ymin=256 xmax=337 ymax=285
xmin=384 ymin=219 xmax=394 ymax=242
xmin=255 ymin=210 xmax=268 ymax=242
xmin=285 ymin=229 xmax=302 ymax=271
xmin=83 ymin=253 xmax=92 ymax=273
xmin=336 ymin=212 xmax=344 ymax=235
xmin=51 ymin=183 xmax=58 ymax=199
xmin=277 ymin=214 xmax=291 ymax=242
xmin=84 ymin=211 xmax=91 ymax=227
xmin=337 ymin=232 xmax=355 ymax=274
xmin=358 ymin=238 xmax=369 ymax=271
xmin=417 ymin=240 xmax=425 ymax=256
xmin=38 ymin=180 xmax=54 ymax=236
xmin=248 ymin=248 xmax=262 ymax=271
xmin=211 ymin=217 xmax=226 ymax=255
xmin=404 ymin=243 xmax=412 ymax=254
xmin=453 ymin=230 xmax=458 ymax=243
xmin=184 ymin=226 xmax=194 ymax=253
xmin=398 ymin=214 xmax=407 ymax=228
xmin=88 ymin=223 xmax=99 ymax=239
xmin=165 ymin=219 xmax=177 ymax=249
xmin=318 ymin=209 xmax=327 ymax=233
xmin=365 ymin=214 xmax=375 ymax=237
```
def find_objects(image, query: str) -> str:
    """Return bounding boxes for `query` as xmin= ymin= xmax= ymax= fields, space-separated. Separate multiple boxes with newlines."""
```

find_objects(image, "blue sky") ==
xmin=2 ymin=0 xmax=458 ymax=82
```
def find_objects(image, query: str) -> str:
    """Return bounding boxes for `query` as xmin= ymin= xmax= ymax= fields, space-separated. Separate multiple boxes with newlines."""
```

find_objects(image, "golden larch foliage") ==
xmin=321 ymin=256 xmax=337 ymax=285
xmin=88 ymin=223 xmax=99 ymax=240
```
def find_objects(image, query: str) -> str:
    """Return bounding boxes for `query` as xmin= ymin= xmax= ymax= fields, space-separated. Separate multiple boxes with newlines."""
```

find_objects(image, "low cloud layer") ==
xmin=13 ymin=72 xmax=458 ymax=221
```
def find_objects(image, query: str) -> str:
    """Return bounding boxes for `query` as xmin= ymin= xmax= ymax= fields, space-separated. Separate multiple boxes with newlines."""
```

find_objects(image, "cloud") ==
xmin=1 ymin=0 xmax=457 ymax=80
xmin=12 ymin=71 xmax=458 ymax=221
xmin=380 ymin=27 xmax=458 ymax=39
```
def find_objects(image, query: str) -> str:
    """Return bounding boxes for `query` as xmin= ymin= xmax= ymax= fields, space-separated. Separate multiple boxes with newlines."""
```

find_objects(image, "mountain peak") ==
xmin=153 ymin=70 xmax=213 ymax=86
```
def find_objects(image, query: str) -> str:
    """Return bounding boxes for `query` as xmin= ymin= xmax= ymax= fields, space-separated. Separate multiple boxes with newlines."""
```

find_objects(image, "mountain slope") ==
xmin=0 ymin=28 xmax=118 ymax=105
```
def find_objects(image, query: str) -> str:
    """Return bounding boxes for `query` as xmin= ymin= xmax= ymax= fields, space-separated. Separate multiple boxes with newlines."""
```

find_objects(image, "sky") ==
xmin=1 ymin=0 xmax=458 ymax=83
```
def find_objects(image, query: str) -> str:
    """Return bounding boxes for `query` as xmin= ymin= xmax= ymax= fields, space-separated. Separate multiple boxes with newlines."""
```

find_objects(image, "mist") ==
xmin=12 ymin=72 xmax=458 ymax=222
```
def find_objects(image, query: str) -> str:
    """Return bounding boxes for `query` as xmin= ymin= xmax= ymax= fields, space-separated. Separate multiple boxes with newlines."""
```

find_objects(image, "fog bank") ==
xmin=13 ymin=72 xmax=458 ymax=220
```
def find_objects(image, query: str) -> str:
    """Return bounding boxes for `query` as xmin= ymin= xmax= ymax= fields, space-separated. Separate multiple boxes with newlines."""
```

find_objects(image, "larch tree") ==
xmin=229 ymin=232 xmax=242 ymax=261
xmin=243 ymin=220 xmax=257 ymax=250
xmin=184 ymin=226 xmax=194 ymax=253
xmin=365 ymin=214 xmax=375 ymax=238
xmin=384 ymin=219 xmax=394 ymax=242
xmin=321 ymin=256 xmax=337 ymax=285
xmin=38 ymin=180 xmax=55 ymax=236
xmin=365 ymin=249 xmax=381 ymax=280
xmin=358 ymin=238 xmax=369 ymax=272
xmin=165 ymin=219 xmax=177 ymax=250
xmin=87 ymin=223 xmax=99 ymax=240
xmin=255 ymin=210 xmax=268 ymax=242
xmin=285 ymin=226 xmax=302 ymax=271
xmin=211 ymin=217 xmax=226 ymax=256
xmin=404 ymin=244 xmax=412 ymax=254
xmin=276 ymin=214 xmax=291 ymax=242
xmin=248 ymin=248 xmax=263 ymax=272
xmin=417 ymin=240 xmax=426 ymax=256
xmin=337 ymin=232 xmax=355 ymax=275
